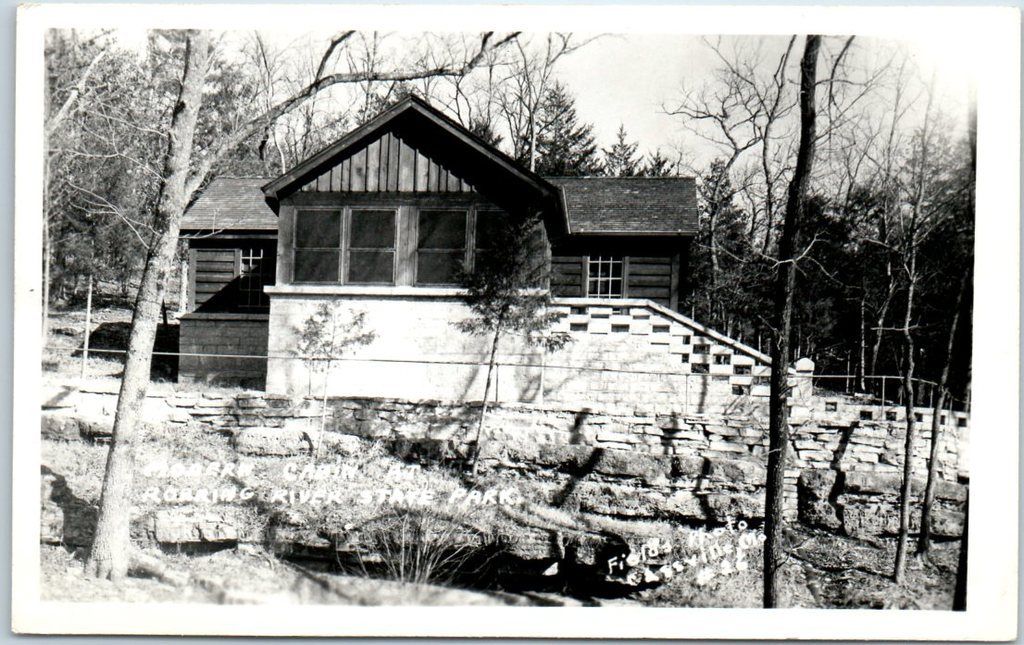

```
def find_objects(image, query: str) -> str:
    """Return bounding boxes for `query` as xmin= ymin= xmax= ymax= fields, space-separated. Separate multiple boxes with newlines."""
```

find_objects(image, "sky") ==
xmin=107 ymin=29 xmax=975 ymax=171
xmin=554 ymin=33 xmax=973 ymax=164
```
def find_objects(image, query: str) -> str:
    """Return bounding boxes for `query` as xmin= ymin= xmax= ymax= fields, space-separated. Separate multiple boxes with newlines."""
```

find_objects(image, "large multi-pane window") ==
xmin=346 ymin=209 xmax=397 ymax=284
xmin=293 ymin=208 xmax=398 ymax=285
xmin=294 ymin=210 xmax=341 ymax=283
xmin=416 ymin=209 xmax=467 ymax=285
xmin=292 ymin=206 xmax=539 ymax=288
xmin=587 ymin=256 xmax=625 ymax=298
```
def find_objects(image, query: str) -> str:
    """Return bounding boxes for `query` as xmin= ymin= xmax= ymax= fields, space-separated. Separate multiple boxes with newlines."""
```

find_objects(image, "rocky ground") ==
xmin=38 ymin=302 xmax=964 ymax=608
xmin=39 ymin=414 xmax=963 ymax=609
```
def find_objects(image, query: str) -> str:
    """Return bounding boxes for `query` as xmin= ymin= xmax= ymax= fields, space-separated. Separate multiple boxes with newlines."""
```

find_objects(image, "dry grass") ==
xmin=638 ymin=526 xmax=960 ymax=609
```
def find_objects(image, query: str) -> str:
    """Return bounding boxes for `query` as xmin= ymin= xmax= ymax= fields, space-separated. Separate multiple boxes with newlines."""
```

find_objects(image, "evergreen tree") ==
xmin=468 ymin=115 xmax=504 ymax=148
xmin=602 ymin=124 xmax=641 ymax=177
xmin=519 ymin=81 xmax=603 ymax=176
xmin=640 ymin=149 xmax=677 ymax=177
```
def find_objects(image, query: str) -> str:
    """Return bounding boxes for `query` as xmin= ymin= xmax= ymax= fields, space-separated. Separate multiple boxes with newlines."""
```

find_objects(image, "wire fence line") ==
xmin=43 ymin=342 xmax=970 ymax=415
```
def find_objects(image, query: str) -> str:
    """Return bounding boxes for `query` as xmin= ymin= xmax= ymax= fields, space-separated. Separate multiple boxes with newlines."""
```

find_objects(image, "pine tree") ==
xmin=602 ymin=124 xmax=641 ymax=177
xmin=468 ymin=115 xmax=504 ymax=148
xmin=520 ymin=81 xmax=603 ymax=176
xmin=640 ymin=149 xmax=676 ymax=177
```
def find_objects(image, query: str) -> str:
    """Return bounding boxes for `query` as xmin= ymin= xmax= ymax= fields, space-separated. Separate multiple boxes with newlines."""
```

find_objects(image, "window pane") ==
xmin=350 ymin=210 xmax=396 ymax=249
xmin=474 ymin=211 xmax=504 ymax=250
xmin=348 ymin=250 xmax=394 ymax=284
xmin=294 ymin=249 xmax=339 ymax=282
xmin=419 ymin=210 xmax=467 ymax=249
xmin=587 ymin=256 xmax=624 ymax=298
xmin=239 ymin=248 xmax=273 ymax=308
xmin=295 ymin=211 xmax=340 ymax=248
xmin=417 ymin=251 xmax=463 ymax=285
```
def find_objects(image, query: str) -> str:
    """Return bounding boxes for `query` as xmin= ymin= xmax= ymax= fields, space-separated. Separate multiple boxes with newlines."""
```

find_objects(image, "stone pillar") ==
xmin=792 ymin=357 xmax=815 ymax=402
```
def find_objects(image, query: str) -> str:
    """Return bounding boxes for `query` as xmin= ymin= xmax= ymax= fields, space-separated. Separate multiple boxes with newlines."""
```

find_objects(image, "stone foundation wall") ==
xmin=43 ymin=380 xmax=969 ymax=544
xmin=114 ymin=387 xmax=967 ymax=528
xmin=179 ymin=313 xmax=269 ymax=389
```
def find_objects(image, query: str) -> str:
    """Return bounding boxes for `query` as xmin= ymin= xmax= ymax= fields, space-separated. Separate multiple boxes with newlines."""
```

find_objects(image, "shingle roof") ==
xmin=545 ymin=177 xmax=698 ymax=235
xmin=181 ymin=175 xmax=699 ymax=236
xmin=181 ymin=177 xmax=277 ymax=231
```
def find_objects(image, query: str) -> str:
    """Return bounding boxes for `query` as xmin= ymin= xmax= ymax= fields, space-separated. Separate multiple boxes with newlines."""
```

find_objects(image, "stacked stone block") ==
xmin=179 ymin=313 xmax=269 ymax=389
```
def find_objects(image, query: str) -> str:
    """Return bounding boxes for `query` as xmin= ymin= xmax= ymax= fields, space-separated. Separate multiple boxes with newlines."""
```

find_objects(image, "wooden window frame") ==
xmin=584 ymin=255 xmax=627 ymax=299
xmin=292 ymin=207 xmax=343 ymax=284
xmin=345 ymin=207 xmax=399 ymax=286
xmin=288 ymin=201 xmax=534 ymax=289
xmin=414 ymin=207 xmax=471 ymax=286
xmin=238 ymin=246 xmax=271 ymax=309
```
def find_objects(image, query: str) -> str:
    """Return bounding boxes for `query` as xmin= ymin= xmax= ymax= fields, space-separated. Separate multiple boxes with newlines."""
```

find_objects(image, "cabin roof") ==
xmin=181 ymin=97 xmax=698 ymax=236
xmin=548 ymin=176 xmax=698 ymax=235
xmin=180 ymin=176 xmax=277 ymax=232
xmin=182 ymin=175 xmax=700 ymax=236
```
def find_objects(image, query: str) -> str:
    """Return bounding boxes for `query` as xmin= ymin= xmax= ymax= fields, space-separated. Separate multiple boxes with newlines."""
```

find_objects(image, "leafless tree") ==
xmin=763 ymin=34 xmax=822 ymax=609
xmin=43 ymin=34 xmax=109 ymax=339
xmin=84 ymin=28 xmax=520 ymax=581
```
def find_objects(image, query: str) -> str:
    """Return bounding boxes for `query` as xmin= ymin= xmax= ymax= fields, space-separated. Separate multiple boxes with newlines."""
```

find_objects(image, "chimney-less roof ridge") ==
xmin=543 ymin=175 xmax=696 ymax=180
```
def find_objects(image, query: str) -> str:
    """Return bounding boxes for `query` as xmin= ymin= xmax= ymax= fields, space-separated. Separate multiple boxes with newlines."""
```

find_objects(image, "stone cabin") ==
xmin=179 ymin=95 xmax=784 ymax=410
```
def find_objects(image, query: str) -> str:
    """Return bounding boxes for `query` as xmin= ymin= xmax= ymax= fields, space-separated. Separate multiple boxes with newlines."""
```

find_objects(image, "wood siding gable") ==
xmin=299 ymin=130 xmax=476 ymax=195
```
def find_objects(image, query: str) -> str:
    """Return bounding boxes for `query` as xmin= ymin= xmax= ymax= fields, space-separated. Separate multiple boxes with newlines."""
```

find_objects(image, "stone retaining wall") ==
xmin=48 ymin=382 xmax=968 ymax=533
xmin=229 ymin=395 xmax=967 ymax=523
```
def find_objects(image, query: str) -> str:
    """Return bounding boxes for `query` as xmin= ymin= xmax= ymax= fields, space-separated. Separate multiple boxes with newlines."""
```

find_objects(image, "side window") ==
xmin=417 ymin=209 xmax=467 ymax=286
xmin=294 ymin=210 xmax=341 ymax=283
xmin=347 ymin=209 xmax=397 ymax=284
xmin=586 ymin=256 xmax=625 ymax=298
xmin=239 ymin=247 xmax=274 ymax=308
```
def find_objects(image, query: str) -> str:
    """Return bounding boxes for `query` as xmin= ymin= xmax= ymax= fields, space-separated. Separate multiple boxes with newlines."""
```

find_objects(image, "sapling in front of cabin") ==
xmin=456 ymin=211 xmax=570 ymax=473
xmin=295 ymin=302 xmax=376 ymax=458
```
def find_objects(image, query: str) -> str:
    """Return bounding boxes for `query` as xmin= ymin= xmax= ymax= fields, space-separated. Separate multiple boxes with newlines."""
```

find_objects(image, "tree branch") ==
xmin=186 ymin=30 xmax=520 ymax=195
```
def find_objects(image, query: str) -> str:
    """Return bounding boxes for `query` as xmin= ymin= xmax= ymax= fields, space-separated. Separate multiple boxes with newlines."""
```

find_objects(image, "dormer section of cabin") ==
xmin=262 ymin=96 xmax=560 ymax=293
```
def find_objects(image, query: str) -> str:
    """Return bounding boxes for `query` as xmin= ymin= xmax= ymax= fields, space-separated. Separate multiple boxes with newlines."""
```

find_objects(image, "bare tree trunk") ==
xmin=178 ymin=255 xmax=188 ymax=314
xmin=764 ymin=34 xmax=820 ymax=609
xmin=893 ymin=72 xmax=936 ymax=583
xmin=918 ymin=270 xmax=968 ymax=554
xmin=709 ymin=210 xmax=720 ymax=325
xmin=893 ymin=249 xmax=918 ymax=582
xmin=315 ymin=312 xmax=340 ymax=460
xmin=870 ymin=218 xmax=895 ymax=377
xmin=470 ymin=327 xmax=502 ymax=475
xmin=858 ymin=291 xmax=867 ymax=390
xmin=953 ymin=492 xmax=969 ymax=610
xmin=527 ymin=111 xmax=538 ymax=172
xmin=85 ymin=31 xmax=212 ymax=581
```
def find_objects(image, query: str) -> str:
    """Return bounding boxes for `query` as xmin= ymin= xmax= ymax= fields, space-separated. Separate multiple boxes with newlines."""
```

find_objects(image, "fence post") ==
xmin=80 ymin=274 xmax=93 ymax=380
xmin=494 ymin=362 xmax=500 ymax=404
xmin=684 ymin=373 xmax=689 ymax=416
xmin=881 ymin=376 xmax=886 ymax=418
